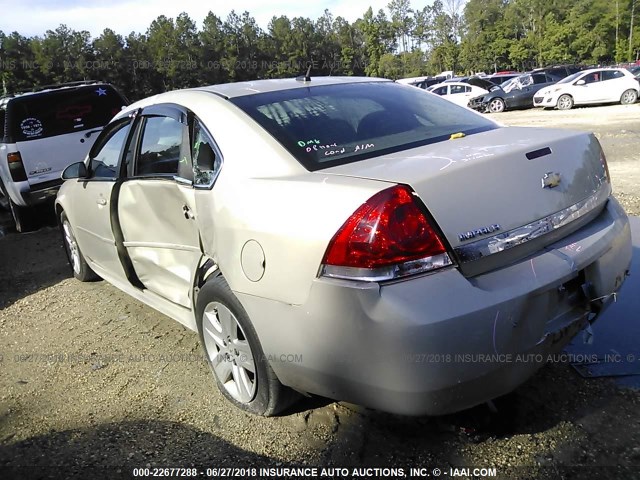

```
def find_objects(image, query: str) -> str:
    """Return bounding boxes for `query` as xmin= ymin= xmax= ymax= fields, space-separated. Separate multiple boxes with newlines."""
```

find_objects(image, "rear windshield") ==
xmin=8 ymin=85 xmax=127 ymax=142
xmin=230 ymin=82 xmax=497 ymax=171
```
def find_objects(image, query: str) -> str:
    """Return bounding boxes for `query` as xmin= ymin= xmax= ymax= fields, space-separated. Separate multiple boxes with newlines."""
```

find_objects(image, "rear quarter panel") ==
xmin=134 ymin=91 xmax=392 ymax=306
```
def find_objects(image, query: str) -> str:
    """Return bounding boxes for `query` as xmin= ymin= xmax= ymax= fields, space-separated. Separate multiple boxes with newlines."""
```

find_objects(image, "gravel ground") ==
xmin=1 ymin=104 xmax=639 ymax=479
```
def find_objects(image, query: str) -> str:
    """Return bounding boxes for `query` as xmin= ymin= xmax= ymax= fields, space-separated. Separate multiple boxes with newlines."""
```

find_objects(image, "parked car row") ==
xmin=533 ymin=68 xmax=639 ymax=110
xmin=468 ymin=66 xmax=639 ymax=113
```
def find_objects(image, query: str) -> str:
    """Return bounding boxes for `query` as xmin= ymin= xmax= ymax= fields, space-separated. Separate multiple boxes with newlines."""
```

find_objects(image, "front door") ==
xmin=67 ymin=118 xmax=133 ymax=280
xmin=116 ymin=107 xmax=202 ymax=308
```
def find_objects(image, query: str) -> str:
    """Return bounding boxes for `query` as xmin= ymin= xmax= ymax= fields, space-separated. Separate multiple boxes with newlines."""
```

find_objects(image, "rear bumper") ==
xmin=3 ymin=178 xmax=62 ymax=207
xmin=238 ymin=197 xmax=632 ymax=416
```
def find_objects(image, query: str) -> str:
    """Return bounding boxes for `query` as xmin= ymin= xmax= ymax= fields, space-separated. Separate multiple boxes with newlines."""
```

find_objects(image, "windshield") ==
xmin=558 ymin=72 xmax=583 ymax=84
xmin=230 ymin=82 xmax=497 ymax=171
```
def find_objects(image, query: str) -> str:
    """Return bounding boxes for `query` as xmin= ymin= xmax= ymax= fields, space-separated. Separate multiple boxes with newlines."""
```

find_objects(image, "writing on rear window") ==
xmin=231 ymin=82 xmax=497 ymax=171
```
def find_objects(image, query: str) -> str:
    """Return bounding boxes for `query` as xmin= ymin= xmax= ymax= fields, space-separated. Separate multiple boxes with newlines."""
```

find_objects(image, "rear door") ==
xmin=9 ymin=85 xmax=127 ymax=187
xmin=601 ymin=70 xmax=627 ymax=102
xmin=116 ymin=105 xmax=202 ymax=308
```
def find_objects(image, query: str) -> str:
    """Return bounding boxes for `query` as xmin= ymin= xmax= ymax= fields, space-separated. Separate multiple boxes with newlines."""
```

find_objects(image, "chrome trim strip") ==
xmin=321 ymin=253 xmax=453 ymax=282
xmin=454 ymin=187 xmax=609 ymax=263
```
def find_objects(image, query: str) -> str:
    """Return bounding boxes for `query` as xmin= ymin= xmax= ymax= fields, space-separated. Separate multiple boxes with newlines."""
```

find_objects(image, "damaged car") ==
xmin=57 ymin=77 xmax=632 ymax=416
xmin=468 ymin=72 xmax=561 ymax=113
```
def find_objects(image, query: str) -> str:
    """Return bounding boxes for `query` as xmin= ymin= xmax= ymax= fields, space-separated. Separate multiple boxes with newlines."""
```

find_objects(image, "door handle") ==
xmin=182 ymin=205 xmax=195 ymax=220
xmin=96 ymin=198 xmax=107 ymax=206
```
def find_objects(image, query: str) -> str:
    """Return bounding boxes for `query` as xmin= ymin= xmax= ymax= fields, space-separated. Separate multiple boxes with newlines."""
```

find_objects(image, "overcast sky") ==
xmin=0 ymin=0 xmax=409 ymax=38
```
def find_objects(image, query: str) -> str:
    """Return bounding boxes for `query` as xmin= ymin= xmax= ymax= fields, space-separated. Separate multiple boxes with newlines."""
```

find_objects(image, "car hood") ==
xmin=322 ymin=126 xmax=610 ymax=276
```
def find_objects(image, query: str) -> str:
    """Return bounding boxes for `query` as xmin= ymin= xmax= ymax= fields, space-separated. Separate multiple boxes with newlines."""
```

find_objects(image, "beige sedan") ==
xmin=57 ymin=77 xmax=632 ymax=416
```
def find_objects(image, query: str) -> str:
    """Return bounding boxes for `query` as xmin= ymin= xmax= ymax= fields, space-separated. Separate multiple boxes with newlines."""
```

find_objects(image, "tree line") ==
xmin=0 ymin=0 xmax=637 ymax=101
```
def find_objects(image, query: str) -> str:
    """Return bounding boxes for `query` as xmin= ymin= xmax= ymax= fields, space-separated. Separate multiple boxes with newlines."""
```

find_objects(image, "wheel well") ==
xmin=193 ymin=257 xmax=222 ymax=310
xmin=54 ymin=203 xmax=64 ymax=225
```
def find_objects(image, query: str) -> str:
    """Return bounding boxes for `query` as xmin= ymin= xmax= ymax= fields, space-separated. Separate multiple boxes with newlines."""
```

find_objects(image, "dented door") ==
xmin=116 ymin=108 xmax=202 ymax=308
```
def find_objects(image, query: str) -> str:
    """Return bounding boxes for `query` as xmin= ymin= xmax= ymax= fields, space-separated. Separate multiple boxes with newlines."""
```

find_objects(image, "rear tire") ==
xmin=60 ymin=211 xmax=99 ymax=281
xmin=0 ymin=180 xmax=37 ymax=233
xmin=9 ymin=200 xmax=37 ymax=233
xmin=196 ymin=275 xmax=298 ymax=416
xmin=557 ymin=94 xmax=574 ymax=110
xmin=620 ymin=89 xmax=638 ymax=105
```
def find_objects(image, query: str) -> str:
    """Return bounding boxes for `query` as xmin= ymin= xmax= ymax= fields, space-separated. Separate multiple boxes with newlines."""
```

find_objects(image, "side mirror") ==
xmin=576 ymin=79 xmax=586 ymax=86
xmin=62 ymin=161 xmax=88 ymax=180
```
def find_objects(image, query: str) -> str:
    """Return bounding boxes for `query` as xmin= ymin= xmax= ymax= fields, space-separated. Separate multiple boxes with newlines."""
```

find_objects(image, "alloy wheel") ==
xmin=63 ymin=220 xmax=81 ymax=275
xmin=488 ymin=98 xmax=505 ymax=113
xmin=202 ymin=302 xmax=257 ymax=403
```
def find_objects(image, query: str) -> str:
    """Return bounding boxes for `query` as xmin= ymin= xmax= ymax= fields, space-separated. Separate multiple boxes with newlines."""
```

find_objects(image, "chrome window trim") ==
xmin=454 ymin=186 xmax=610 ymax=263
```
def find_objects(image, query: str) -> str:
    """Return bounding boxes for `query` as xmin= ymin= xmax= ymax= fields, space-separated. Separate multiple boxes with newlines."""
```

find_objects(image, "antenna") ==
xmin=296 ymin=62 xmax=312 ymax=82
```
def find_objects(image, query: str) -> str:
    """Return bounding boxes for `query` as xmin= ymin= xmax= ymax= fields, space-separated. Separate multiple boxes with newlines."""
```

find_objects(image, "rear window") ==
xmin=230 ymin=82 xmax=496 ymax=171
xmin=8 ymin=85 xmax=127 ymax=142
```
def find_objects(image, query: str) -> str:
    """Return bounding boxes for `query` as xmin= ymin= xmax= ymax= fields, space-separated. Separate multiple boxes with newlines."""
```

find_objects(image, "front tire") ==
xmin=487 ymin=98 xmax=506 ymax=113
xmin=196 ymin=275 xmax=298 ymax=416
xmin=557 ymin=94 xmax=574 ymax=110
xmin=60 ymin=211 xmax=99 ymax=281
xmin=620 ymin=89 xmax=638 ymax=105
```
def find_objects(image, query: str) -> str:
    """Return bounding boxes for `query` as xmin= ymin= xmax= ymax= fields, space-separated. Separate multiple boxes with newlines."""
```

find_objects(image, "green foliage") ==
xmin=0 ymin=2 xmax=637 ymax=101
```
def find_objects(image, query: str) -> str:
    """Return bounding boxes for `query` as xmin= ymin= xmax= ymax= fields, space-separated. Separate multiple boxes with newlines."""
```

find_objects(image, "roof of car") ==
xmin=194 ymin=76 xmax=391 ymax=98
xmin=0 ymin=81 xmax=113 ymax=107
xmin=576 ymin=67 xmax=626 ymax=74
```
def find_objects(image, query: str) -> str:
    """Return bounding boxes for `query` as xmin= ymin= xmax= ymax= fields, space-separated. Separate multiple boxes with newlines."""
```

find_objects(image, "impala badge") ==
xmin=542 ymin=172 xmax=561 ymax=189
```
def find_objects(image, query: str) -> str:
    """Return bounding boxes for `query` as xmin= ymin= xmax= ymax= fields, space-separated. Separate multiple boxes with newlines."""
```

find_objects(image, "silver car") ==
xmin=56 ymin=77 xmax=632 ymax=416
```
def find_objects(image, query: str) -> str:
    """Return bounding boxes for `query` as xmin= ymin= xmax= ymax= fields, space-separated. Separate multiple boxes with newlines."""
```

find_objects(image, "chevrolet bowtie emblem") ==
xmin=542 ymin=172 xmax=561 ymax=189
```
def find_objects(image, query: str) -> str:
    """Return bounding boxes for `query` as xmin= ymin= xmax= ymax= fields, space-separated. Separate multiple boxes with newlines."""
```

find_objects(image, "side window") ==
xmin=583 ymin=72 xmax=601 ymax=84
xmin=532 ymin=74 xmax=548 ymax=85
xmin=433 ymin=86 xmax=448 ymax=96
xmin=136 ymin=116 xmax=191 ymax=178
xmin=90 ymin=121 xmax=130 ymax=179
xmin=602 ymin=70 xmax=624 ymax=81
xmin=192 ymin=120 xmax=221 ymax=188
xmin=450 ymin=85 xmax=465 ymax=94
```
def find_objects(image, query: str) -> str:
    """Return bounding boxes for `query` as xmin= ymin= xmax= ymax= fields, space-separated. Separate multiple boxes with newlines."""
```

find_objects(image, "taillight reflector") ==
xmin=321 ymin=185 xmax=452 ymax=282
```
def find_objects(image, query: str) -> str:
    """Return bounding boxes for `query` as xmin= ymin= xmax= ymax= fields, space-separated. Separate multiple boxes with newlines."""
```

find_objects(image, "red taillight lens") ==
xmin=7 ymin=152 xmax=22 ymax=164
xmin=321 ymin=185 xmax=452 ymax=281
xmin=7 ymin=151 xmax=28 ymax=182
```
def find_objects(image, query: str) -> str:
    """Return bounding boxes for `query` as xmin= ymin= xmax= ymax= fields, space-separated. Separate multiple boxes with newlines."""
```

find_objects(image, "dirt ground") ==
xmin=1 ymin=104 xmax=639 ymax=479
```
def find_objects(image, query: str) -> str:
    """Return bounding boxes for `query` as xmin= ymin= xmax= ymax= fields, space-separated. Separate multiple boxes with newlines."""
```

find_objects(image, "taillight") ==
xmin=7 ymin=151 xmax=28 ymax=182
xmin=321 ymin=185 xmax=452 ymax=282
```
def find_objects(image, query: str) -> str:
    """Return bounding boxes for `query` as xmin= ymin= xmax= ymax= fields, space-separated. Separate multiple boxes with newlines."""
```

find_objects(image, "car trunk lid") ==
xmin=321 ymin=127 xmax=610 ymax=277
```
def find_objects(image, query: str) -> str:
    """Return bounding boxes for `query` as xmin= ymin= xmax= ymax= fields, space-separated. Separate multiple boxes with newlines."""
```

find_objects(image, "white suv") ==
xmin=0 ymin=81 xmax=128 ymax=231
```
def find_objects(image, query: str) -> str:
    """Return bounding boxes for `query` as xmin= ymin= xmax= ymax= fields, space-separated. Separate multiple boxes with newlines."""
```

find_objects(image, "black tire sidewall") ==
xmin=195 ymin=275 xmax=274 ymax=416
xmin=60 ymin=211 xmax=95 ymax=281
